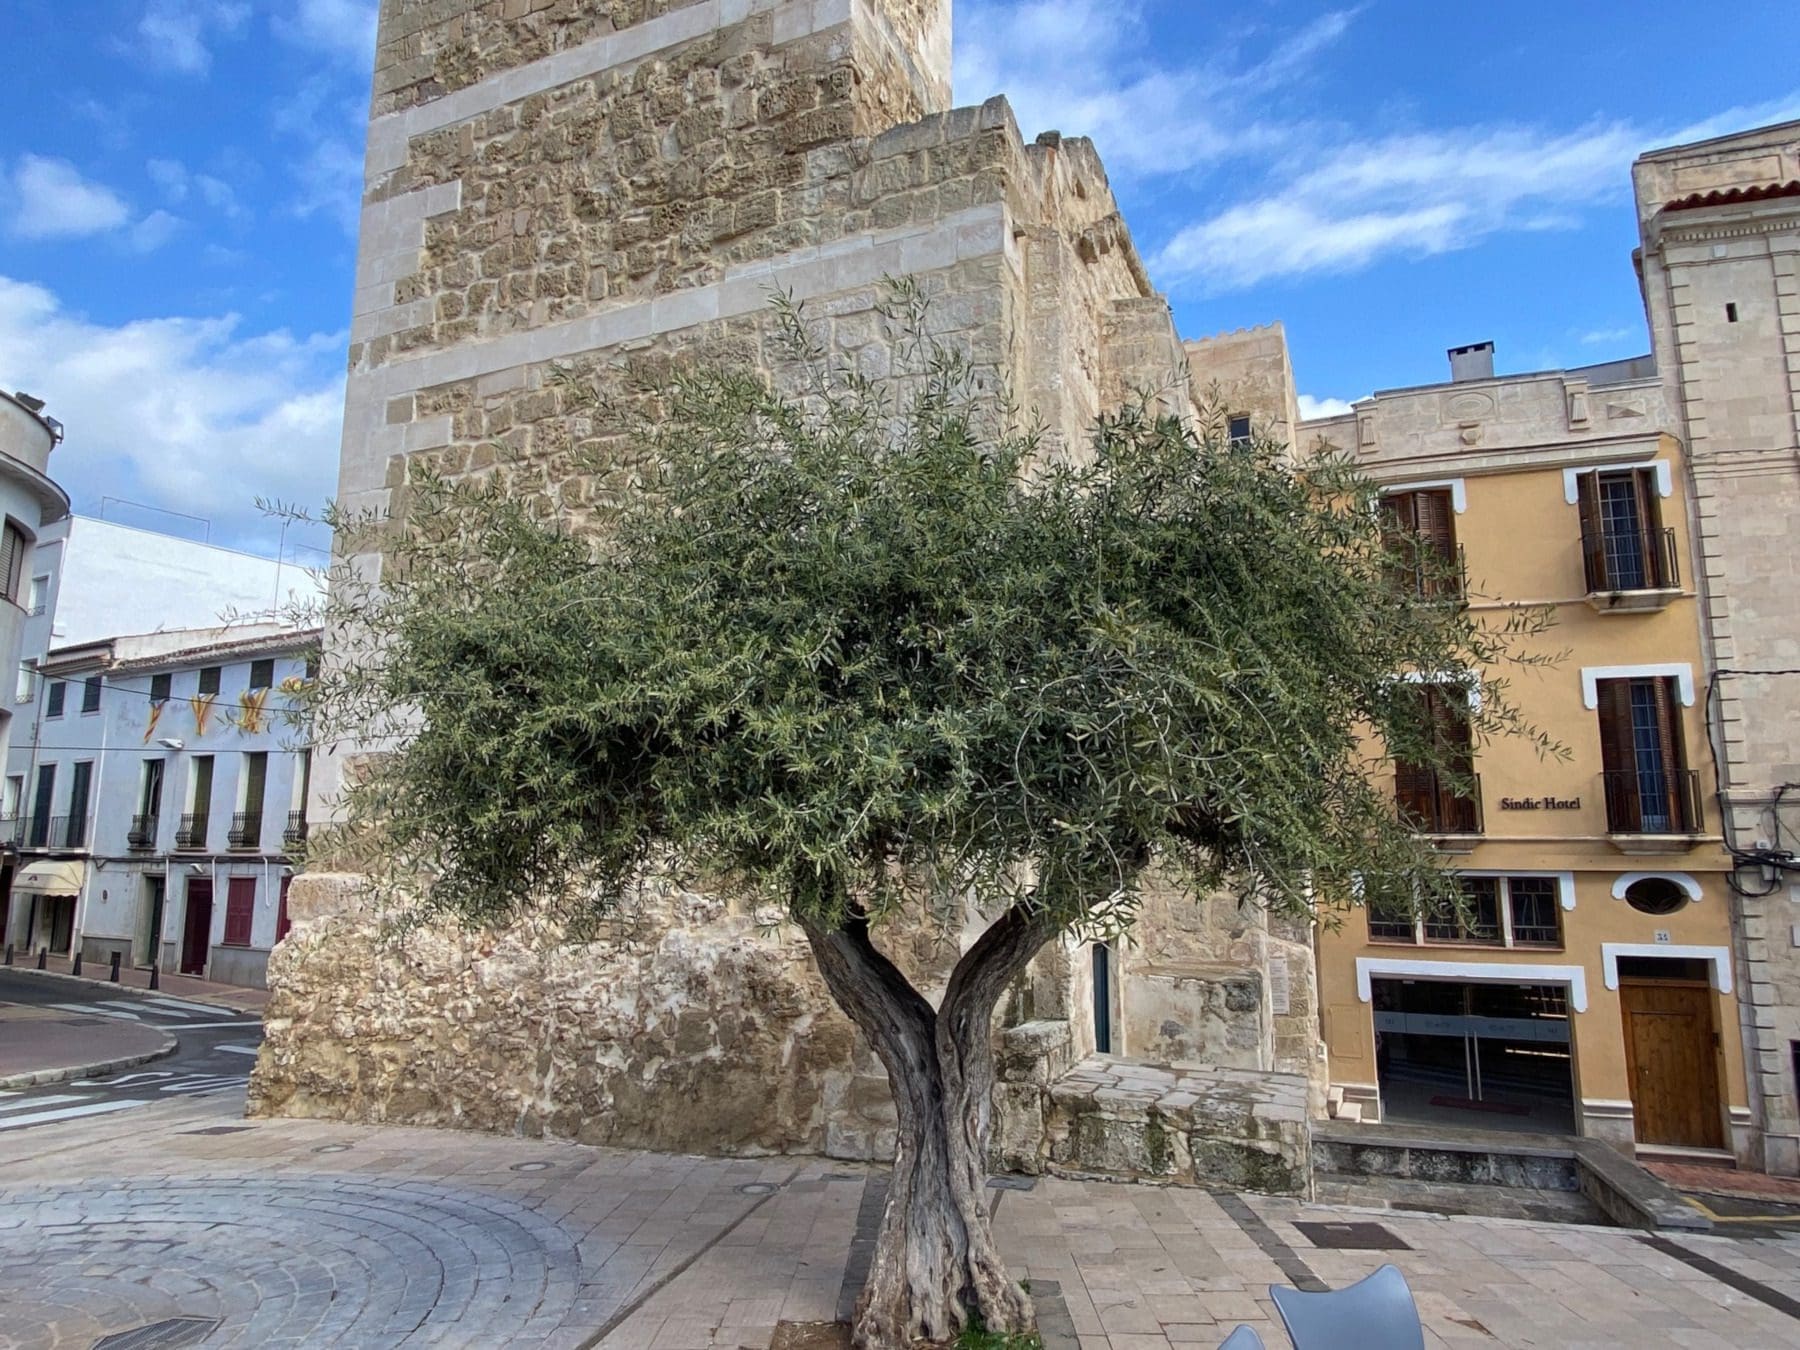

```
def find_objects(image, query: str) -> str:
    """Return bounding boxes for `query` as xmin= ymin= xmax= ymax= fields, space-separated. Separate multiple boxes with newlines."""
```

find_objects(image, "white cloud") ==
xmin=1578 ymin=326 xmax=1637 ymax=347
xmin=955 ymin=2 xmax=1800 ymax=295
xmin=137 ymin=0 xmax=249 ymax=75
xmin=275 ymin=0 xmax=379 ymax=70
xmin=1297 ymin=394 xmax=1355 ymax=420
xmin=954 ymin=0 xmax=1302 ymax=181
xmin=0 ymin=275 xmax=343 ymax=553
xmin=5 ymin=155 xmax=131 ymax=240
xmin=127 ymin=209 xmax=184 ymax=253
xmin=1154 ymin=120 xmax=1647 ymax=292
xmin=146 ymin=157 xmax=245 ymax=219
xmin=291 ymin=136 xmax=366 ymax=237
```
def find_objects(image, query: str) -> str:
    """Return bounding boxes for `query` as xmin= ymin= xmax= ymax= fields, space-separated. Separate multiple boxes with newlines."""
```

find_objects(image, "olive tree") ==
xmin=308 ymin=293 xmax=1550 ymax=1347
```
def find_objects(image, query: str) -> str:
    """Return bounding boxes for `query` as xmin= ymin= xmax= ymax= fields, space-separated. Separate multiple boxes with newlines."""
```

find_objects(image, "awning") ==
xmin=13 ymin=859 xmax=87 ymax=895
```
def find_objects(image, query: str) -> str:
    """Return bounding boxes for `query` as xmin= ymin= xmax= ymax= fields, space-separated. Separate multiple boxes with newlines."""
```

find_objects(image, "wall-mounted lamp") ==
xmin=188 ymin=862 xmax=206 ymax=875
xmin=158 ymin=738 xmax=185 ymax=751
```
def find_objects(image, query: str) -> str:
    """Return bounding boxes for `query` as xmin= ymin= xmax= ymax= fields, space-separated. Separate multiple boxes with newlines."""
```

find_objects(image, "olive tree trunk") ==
xmin=800 ymin=904 xmax=1058 ymax=1348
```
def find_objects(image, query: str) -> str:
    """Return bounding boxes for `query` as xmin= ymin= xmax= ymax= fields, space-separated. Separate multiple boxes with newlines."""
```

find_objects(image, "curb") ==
xmin=0 ymin=965 xmax=263 ymax=1016
xmin=0 ymin=1030 xmax=180 ymax=1089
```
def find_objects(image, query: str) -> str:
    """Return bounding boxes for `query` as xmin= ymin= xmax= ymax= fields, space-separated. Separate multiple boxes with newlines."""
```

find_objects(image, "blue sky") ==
xmin=2 ymin=1 xmax=1798 ymax=557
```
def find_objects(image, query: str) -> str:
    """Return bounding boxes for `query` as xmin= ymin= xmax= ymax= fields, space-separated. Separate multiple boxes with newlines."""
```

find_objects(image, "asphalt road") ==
xmin=0 ymin=969 xmax=263 ymax=1134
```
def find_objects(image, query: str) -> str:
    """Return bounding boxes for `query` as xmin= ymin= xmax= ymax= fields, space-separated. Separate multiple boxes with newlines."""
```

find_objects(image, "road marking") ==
xmin=46 ymin=1002 xmax=140 ymax=1021
xmin=139 ymin=995 xmax=229 ymax=1016
xmin=0 ymin=1093 xmax=88 ymax=1114
xmin=157 ymin=1075 xmax=246 ymax=1094
xmin=216 ymin=1045 xmax=260 ymax=1056
xmin=0 ymin=1098 xmax=147 ymax=1130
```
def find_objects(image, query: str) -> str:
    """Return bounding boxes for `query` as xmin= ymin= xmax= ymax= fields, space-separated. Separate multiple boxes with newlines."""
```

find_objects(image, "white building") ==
xmin=3 ymin=622 xmax=318 ymax=988
xmin=0 ymin=391 xmax=71 ymax=770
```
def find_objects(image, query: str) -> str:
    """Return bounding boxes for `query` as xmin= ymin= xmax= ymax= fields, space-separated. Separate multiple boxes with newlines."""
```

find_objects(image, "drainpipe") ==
xmin=75 ymin=663 xmax=115 ymax=963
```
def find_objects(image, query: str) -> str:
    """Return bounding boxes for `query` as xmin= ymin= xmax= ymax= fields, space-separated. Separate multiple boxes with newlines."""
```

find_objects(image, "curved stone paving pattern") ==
xmin=0 ymin=1175 xmax=582 ymax=1348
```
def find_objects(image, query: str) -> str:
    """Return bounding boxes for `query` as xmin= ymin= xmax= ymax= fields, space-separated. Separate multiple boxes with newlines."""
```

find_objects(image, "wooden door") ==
xmin=181 ymin=881 xmax=213 ymax=975
xmin=1620 ymin=981 xmax=1723 ymax=1148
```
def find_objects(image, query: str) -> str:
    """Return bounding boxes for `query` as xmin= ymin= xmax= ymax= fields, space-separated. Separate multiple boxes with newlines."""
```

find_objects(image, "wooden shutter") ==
xmin=1415 ymin=490 xmax=1456 ymax=596
xmin=1576 ymin=471 xmax=1605 ymax=590
xmin=1596 ymin=678 xmax=1638 ymax=829
xmin=223 ymin=877 xmax=256 ymax=946
xmin=1636 ymin=467 xmax=1669 ymax=587
xmin=1650 ymin=676 xmax=1690 ymax=829
xmin=0 ymin=524 xmax=23 ymax=603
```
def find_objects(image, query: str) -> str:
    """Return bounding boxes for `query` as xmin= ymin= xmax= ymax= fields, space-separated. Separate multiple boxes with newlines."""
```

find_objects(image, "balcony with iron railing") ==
xmin=17 ymin=814 xmax=89 ymax=850
xmin=283 ymin=810 xmax=308 ymax=850
xmin=1582 ymin=524 xmax=1680 ymax=612
xmin=228 ymin=811 xmax=262 ymax=851
xmin=1602 ymin=767 xmax=1703 ymax=853
xmin=127 ymin=813 xmax=159 ymax=850
xmin=175 ymin=813 xmax=209 ymax=850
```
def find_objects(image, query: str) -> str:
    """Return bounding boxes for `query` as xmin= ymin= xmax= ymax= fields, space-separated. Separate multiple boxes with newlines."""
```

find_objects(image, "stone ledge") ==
xmin=995 ymin=1053 xmax=1312 ymax=1197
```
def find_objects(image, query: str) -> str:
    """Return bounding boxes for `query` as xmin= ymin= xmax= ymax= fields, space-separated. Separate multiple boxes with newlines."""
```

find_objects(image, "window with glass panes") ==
xmin=1369 ymin=875 xmax=1563 ymax=949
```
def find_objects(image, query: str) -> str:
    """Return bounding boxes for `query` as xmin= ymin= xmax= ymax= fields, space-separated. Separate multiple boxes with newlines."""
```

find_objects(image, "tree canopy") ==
xmin=315 ymin=291 xmax=1549 ymax=934
xmin=307 ymin=289 xmax=1554 ymax=1346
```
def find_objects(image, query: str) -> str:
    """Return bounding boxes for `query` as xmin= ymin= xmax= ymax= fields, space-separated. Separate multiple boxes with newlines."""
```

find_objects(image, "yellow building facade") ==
xmin=1299 ymin=350 xmax=1750 ymax=1162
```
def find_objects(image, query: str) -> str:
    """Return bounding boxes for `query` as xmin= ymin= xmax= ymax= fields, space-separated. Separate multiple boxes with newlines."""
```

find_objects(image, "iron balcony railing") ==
xmin=175 ymin=814 xmax=209 ymax=850
xmin=127 ymin=813 xmax=159 ymax=850
xmin=18 ymin=814 xmax=88 ymax=850
xmin=283 ymin=810 xmax=308 ymax=850
xmin=227 ymin=811 xmax=262 ymax=851
xmin=1602 ymin=767 xmax=1702 ymax=835
xmin=1398 ymin=769 xmax=1483 ymax=836
xmin=1582 ymin=524 xmax=1679 ymax=594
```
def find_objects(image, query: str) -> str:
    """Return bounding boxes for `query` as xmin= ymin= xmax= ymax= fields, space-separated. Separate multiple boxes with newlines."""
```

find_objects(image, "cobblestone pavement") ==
xmin=2 ymin=1090 xmax=1798 ymax=1349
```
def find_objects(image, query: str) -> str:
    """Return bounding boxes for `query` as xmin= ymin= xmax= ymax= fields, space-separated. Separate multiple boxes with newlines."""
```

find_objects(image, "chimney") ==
xmin=1448 ymin=341 xmax=1495 ymax=383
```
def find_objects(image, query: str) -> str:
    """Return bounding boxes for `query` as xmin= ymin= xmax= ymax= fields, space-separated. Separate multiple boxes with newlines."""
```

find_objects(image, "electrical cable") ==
xmin=1703 ymin=666 xmax=1800 ymax=896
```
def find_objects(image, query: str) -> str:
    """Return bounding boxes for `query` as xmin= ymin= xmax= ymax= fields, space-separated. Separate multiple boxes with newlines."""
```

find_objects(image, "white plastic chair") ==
xmin=1268 ymin=1263 xmax=1425 ymax=1350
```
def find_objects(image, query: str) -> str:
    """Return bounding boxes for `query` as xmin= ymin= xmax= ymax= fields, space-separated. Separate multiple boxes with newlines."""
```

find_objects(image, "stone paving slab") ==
xmin=1 ymin=1093 xmax=1797 ymax=1349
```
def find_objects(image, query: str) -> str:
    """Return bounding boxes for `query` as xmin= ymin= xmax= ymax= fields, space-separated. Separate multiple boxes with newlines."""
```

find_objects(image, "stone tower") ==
xmin=1635 ymin=122 xmax=1800 ymax=1175
xmin=256 ymin=0 xmax=1321 ymax=1185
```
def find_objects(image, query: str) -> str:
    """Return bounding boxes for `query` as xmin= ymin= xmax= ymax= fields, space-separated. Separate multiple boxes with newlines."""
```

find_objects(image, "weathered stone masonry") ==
xmin=253 ymin=0 xmax=1319 ymax=1188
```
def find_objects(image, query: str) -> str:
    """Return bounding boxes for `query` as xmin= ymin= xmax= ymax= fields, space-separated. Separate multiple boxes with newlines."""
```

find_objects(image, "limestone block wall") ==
xmin=1183 ymin=323 xmax=1300 ymax=450
xmin=259 ymin=0 xmax=1318 ymax=1166
xmin=1635 ymin=122 xmax=1800 ymax=1174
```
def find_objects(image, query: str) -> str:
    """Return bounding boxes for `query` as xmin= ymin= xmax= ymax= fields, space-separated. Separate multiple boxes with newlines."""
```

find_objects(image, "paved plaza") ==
xmin=3 ymin=1088 xmax=1799 ymax=1349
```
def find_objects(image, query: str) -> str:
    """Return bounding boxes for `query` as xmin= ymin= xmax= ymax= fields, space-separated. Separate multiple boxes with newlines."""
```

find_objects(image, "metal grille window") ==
xmin=45 ymin=681 xmax=65 ymax=718
xmin=249 ymin=658 xmax=275 ymax=690
xmin=1423 ymin=877 xmax=1503 ymax=944
xmin=1507 ymin=877 xmax=1562 ymax=946
xmin=80 ymin=675 xmax=102 ymax=715
xmin=150 ymin=672 xmax=171 ymax=703
xmin=198 ymin=665 xmax=221 ymax=696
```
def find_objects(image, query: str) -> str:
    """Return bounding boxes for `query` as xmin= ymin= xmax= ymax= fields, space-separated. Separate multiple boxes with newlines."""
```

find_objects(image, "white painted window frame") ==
xmin=1395 ymin=667 xmax=1485 ymax=714
xmin=1610 ymin=871 xmax=1703 ymax=903
xmin=1355 ymin=955 xmax=1589 ymax=1012
xmin=1378 ymin=478 xmax=1467 ymax=513
xmin=1561 ymin=459 xmax=1673 ymax=505
xmin=1580 ymin=662 xmax=1695 ymax=709
xmin=1600 ymin=943 xmax=1732 ymax=994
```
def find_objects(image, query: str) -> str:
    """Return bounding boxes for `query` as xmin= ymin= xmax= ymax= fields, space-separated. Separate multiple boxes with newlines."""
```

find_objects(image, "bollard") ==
xmin=149 ymin=962 xmax=160 ymax=991
xmin=72 ymin=950 xmax=83 ymax=976
xmin=109 ymin=951 xmax=122 ymax=983
xmin=36 ymin=947 xmax=47 ymax=970
xmin=3 ymin=944 xmax=10 ymax=966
